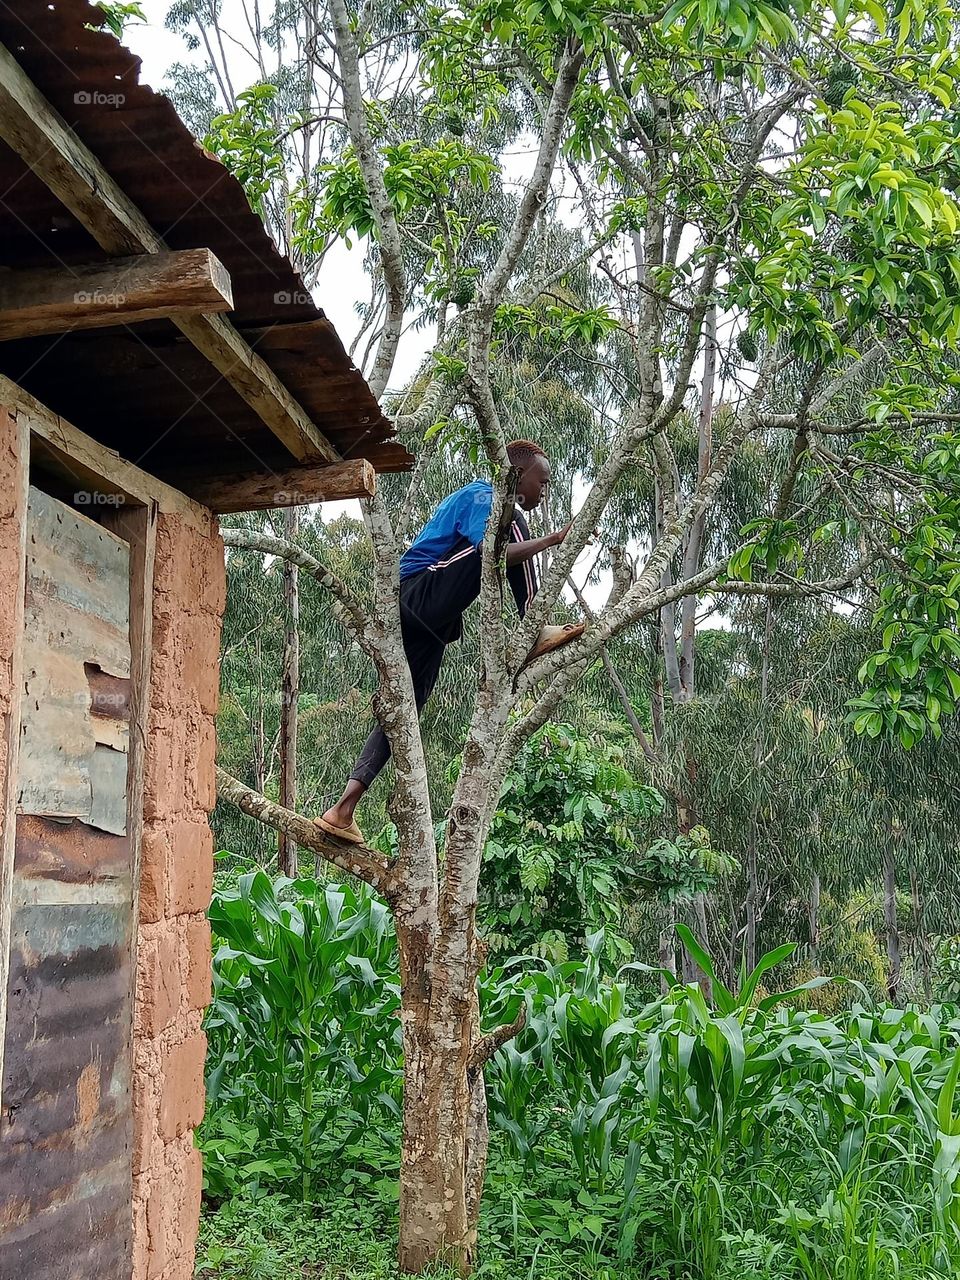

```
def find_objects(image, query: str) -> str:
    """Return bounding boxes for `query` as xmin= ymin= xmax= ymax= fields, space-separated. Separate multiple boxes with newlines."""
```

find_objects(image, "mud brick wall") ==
xmin=132 ymin=510 xmax=224 ymax=1280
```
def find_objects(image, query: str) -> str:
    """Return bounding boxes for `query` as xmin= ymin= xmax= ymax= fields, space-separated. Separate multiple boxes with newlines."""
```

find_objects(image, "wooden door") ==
xmin=0 ymin=487 xmax=136 ymax=1278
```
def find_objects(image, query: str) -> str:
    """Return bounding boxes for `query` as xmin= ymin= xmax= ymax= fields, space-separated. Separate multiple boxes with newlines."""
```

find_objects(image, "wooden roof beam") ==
xmin=167 ymin=458 xmax=377 ymax=512
xmin=0 ymin=249 xmax=233 ymax=340
xmin=0 ymin=39 xmax=339 ymax=465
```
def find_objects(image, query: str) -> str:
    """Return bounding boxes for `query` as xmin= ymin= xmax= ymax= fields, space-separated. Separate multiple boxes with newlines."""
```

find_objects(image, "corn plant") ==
xmin=202 ymin=872 xmax=401 ymax=1200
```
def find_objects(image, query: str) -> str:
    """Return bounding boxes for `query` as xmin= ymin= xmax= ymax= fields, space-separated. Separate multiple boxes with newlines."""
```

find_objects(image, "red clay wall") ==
xmin=131 ymin=511 xmax=224 ymax=1280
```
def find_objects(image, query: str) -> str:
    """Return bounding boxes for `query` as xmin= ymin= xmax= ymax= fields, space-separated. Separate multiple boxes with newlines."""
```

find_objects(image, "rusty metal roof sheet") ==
xmin=0 ymin=0 xmax=413 ymax=482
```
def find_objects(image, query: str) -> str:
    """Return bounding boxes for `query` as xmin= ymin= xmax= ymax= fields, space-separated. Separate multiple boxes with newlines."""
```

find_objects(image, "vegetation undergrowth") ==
xmin=197 ymin=867 xmax=960 ymax=1279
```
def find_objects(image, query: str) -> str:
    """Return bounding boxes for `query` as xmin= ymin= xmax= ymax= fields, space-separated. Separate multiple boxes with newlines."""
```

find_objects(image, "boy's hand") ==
xmin=551 ymin=521 xmax=596 ymax=547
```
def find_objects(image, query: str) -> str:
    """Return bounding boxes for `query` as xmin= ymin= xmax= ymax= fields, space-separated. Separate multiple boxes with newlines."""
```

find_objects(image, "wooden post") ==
xmin=0 ymin=408 xmax=30 ymax=1102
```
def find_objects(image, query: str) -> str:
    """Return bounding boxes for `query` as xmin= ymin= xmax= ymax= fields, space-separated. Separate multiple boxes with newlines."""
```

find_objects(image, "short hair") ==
xmin=506 ymin=439 xmax=548 ymax=469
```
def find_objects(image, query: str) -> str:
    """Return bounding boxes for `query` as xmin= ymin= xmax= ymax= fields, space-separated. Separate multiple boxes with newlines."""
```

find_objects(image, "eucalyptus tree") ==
xmin=156 ymin=0 xmax=960 ymax=1270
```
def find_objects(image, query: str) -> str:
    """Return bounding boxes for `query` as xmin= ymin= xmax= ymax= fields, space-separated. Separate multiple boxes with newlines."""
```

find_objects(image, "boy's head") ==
xmin=507 ymin=439 xmax=551 ymax=510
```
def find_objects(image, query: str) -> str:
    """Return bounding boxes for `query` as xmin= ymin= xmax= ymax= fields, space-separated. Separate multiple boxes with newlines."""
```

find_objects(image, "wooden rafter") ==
xmin=0 ymin=39 xmax=339 ymax=465
xmin=168 ymin=458 xmax=377 ymax=512
xmin=0 ymin=249 xmax=234 ymax=340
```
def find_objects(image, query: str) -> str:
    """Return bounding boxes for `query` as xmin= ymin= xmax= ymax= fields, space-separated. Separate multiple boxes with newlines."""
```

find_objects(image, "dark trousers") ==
xmin=349 ymin=543 xmax=535 ymax=788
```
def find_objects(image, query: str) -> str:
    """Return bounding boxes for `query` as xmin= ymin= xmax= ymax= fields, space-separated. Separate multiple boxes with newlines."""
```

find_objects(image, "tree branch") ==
xmin=216 ymin=767 xmax=398 ymax=896
xmin=327 ymin=0 xmax=407 ymax=396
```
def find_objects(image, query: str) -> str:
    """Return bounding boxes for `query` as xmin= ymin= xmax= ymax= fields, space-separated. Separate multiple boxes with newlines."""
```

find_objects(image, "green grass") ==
xmin=198 ymin=873 xmax=960 ymax=1280
xmin=196 ymin=1176 xmax=644 ymax=1280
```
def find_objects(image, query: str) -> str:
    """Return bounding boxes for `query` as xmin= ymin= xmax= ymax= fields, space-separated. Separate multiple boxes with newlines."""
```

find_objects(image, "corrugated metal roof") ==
xmin=0 ymin=0 xmax=413 ymax=482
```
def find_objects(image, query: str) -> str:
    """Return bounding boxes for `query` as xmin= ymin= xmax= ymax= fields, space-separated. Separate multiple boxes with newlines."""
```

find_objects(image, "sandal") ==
xmin=524 ymin=621 xmax=586 ymax=664
xmin=315 ymin=815 xmax=366 ymax=845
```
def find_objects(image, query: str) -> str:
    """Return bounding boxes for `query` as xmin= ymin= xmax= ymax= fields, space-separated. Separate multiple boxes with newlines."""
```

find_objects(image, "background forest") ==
xmin=107 ymin=0 xmax=960 ymax=1273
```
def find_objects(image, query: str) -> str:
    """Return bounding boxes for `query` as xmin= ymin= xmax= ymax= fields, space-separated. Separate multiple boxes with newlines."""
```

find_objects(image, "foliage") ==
xmin=204 ymin=86 xmax=287 ymax=217
xmin=90 ymin=1 xmax=145 ymax=36
xmin=480 ymin=725 xmax=736 ymax=962
xmin=200 ymin=876 xmax=960 ymax=1278
xmin=202 ymin=871 xmax=400 ymax=1201
xmin=851 ymin=434 xmax=960 ymax=749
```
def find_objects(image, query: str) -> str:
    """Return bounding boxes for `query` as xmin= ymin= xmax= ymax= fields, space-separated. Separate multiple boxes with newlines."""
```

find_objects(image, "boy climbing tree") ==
xmin=317 ymin=439 xmax=584 ymax=843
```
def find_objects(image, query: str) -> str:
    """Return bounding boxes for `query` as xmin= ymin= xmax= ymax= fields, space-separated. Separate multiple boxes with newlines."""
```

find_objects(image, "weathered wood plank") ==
xmin=0 ymin=249 xmax=234 ymax=340
xmin=175 ymin=457 xmax=377 ymax=512
xmin=0 ymin=407 xmax=30 ymax=1106
xmin=0 ymin=39 xmax=339 ymax=464
xmin=17 ymin=488 xmax=131 ymax=835
xmin=0 ymin=819 xmax=134 ymax=1280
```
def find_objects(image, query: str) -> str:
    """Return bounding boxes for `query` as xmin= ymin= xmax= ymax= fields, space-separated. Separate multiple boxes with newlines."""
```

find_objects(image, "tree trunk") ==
xmin=252 ymin=633 xmax=266 ymax=795
xmin=808 ymin=872 xmax=820 ymax=971
xmin=394 ymin=911 xmax=478 ymax=1269
xmin=693 ymin=893 xmax=713 ymax=1000
xmin=884 ymin=811 xmax=901 ymax=1005
xmin=279 ymin=505 xmax=300 ymax=876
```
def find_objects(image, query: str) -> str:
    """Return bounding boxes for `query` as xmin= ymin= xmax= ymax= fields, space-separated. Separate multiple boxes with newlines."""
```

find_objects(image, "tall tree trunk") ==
xmin=726 ymin=889 xmax=739 ymax=987
xmin=884 ymin=810 xmax=901 ymax=1005
xmin=252 ymin=632 xmax=266 ymax=795
xmin=279 ymin=506 xmax=300 ymax=876
xmin=395 ymin=911 xmax=481 ymax=1275
xmin=808 ymin=872 xmax=820 ymax=971
xmin=677 ymin=302 xmax=715 ymax=699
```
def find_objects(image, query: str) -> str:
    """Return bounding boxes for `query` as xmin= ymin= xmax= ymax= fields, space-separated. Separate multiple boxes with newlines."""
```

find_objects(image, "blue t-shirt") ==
xmin=400 ymin=480 xmax=496 ymax=579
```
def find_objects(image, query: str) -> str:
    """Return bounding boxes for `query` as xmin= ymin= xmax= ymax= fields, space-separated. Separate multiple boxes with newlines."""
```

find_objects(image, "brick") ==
xmin=149 ymin=607 xmax=183 ymax=716
xmin=144 ymin=719 xmax=186 ymax=821
xmin=159 ymin=1032 xmax=207 ymax=1140
xmin=192 ymin=715 xmax=217 ymax=812
xmin=146 ymin=1178 xmax=170 ymax=1279
xmin=182 ymin=612 xmax=221 ymax=716
xmin=154 ymin=516 xmax=202 ymax=602
xmin=183 ymin=917 xmax=212 ymax=1012
xmin=200 ymin=533 xmax=227 ymax=616
xmin=132 ymin=1196 xmax=148 ymax=1280
xmin=138 ymin=930 xmax=180 ymax=1037
xmin=179 ymin=1145 xmax=204 ymax=1263
xmin=168 ymin=819 xmax=214 ymax=916
xmin=139 ymin=826 xmax=168 ymax=923
xmin=132 ymin=1072 xmax=159 ymax=1177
